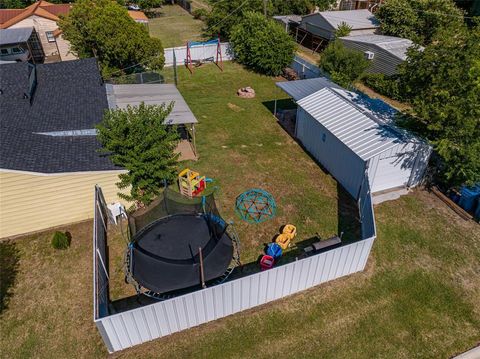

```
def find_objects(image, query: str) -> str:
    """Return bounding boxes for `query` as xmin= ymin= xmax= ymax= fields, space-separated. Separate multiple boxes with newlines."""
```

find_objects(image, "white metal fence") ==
xmin=95 ymin=236 xmax=375 ymax=353
xmin=291 ymin=55 xmax=324 ymax=79
xmin=164 ymin=42 xmax=234 ymax=67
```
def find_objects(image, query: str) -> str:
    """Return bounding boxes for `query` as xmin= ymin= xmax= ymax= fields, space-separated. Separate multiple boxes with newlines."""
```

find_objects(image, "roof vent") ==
xmin=364 ymin=51 xmax=375 ymax=60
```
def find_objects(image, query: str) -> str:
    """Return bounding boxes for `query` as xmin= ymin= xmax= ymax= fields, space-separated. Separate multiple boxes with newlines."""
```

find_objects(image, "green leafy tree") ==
xmin=334 ymin=22 xmax=352 ymax=38
xmin=398 ymin=23 xmax=480 ymax=186
xmin=319 ymin=40 xmax=369 ymax=88
xmin=97 ymin=103 xmax=180 ymax=206
xmin=230 ymin=11 xmax=296 ymax=76
xmin=376 ymin=0 xmax=465 ymax=45
xmin=0 ymin=0 xmax=24 ymax=8
xmin=205 ymin=0 xmax=333 ymax=38
xmin=59 ymin=0 xmax=164 ymax=77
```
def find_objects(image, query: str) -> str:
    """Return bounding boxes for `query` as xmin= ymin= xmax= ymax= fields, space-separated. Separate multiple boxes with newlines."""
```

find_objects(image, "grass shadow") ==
xmin=0 ymin=240 xmax=20 ymax=313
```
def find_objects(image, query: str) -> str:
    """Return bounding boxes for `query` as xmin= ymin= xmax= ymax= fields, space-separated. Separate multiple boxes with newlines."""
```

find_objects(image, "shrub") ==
xmin=334 ymin=22 xmax=352 ymax=38
xmin=192 ymin=8 xmax=208 ymax=20
xmin=361 ymin=73 xmax=403 ymax=100
xmin=319 ymin=40 xmax=369 ymax=88
xmin=51 ymin=231 xmax=71 ymax=250
xmin=230 ymin=11 xmax=296 ymax=76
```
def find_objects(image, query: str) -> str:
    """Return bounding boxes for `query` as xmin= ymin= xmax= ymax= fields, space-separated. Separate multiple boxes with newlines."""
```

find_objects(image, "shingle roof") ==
xmin=0 ymin=58 xmax=119 ymax=173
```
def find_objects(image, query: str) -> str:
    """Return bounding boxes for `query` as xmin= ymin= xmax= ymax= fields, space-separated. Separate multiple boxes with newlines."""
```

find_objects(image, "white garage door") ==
xmin=371 ymin=153 xmax=412 ymax=193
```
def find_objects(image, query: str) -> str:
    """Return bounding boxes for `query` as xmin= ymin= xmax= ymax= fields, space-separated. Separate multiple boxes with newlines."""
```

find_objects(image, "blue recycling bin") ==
xmin=458 ymin=184 xmax=480 ymax=212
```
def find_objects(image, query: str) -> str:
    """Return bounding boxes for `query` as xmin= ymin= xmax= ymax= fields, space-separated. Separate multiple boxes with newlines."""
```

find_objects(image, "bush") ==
xmin=192 ymin=8 xmax=208 ymax=20
xmin=319 ymin=40 xmax=369 ymax=88
xmin=361 ymin=73 xmax=403 ymax=100
xmin=51 ymin=231 xmax=71 ymax=250
xmin=230 ymin=11 xmax=296 ymax=76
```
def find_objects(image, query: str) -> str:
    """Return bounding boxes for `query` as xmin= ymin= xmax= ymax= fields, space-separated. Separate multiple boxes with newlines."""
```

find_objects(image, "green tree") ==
xmin=230 ymin=11 xmax=296 ymax=76
xmin=205 ymin=0 xmax=333 ymax=38
xmin=0 ymin=0 xmax=25 ymax=8
xmin=318 ymin=40 xmax=369 ymax=88
xmin=334 ymin=22 xmax=352 ymax=38
xmin=376 ymin=0 xmax=465 ymax=45
xmin=96 ymin=103 xmax=180 ymax=206
xmin=59 ymin=0 xmax=164 ymax=77
xmin=398 ymin=23 xmax=480 ymax=186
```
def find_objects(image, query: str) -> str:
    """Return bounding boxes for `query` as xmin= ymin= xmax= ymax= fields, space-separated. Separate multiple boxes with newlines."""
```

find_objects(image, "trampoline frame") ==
xmin=124 ymin=210 xmax=241 ymax=301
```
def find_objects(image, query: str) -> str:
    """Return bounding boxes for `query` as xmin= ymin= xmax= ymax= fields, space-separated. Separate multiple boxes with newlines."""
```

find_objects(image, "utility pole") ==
xmin=263 ymin=0 xmax=267 ymax=17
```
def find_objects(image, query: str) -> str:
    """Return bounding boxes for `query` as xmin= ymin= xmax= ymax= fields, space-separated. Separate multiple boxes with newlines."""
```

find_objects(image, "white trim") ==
xmin=0 ymin=168 xmax=127 ymax=176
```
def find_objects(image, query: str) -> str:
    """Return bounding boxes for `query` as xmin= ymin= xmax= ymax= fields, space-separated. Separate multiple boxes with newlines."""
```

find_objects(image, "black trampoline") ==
xmin=125 ymin=189 xmax=240 ymax=297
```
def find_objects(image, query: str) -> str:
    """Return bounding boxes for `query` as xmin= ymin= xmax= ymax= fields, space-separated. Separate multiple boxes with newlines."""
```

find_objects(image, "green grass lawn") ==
xmin=1 ymin=63 xmax=479 ymax=359
xmin=149 ymin=4 xmax=205 ymax=48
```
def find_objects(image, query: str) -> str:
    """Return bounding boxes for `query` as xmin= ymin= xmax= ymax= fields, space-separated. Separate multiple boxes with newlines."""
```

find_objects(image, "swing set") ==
xmin=185 ymin=37 xmax=223 ymax=74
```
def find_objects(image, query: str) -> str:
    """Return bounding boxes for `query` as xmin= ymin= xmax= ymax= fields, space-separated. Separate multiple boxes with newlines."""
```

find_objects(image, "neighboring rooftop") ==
xmin=106 ymin=84 xmax=198 ymax=125
xmin=0 ymin=58 xmax=118 ymax=173
xmin=0 ymin=1 xmax=70 ymax=29
xmin=0 ymin=0 xmax=148 ymax=29
xmin=303 ymin=9 xmax=379 ymax=30
xmin=340 ymin=34 xmax=415 ymax=60
xmin=273 ymin=15 xmax=302 ymax=25
xmin=0 ymin=27 xmax=33 ymax=46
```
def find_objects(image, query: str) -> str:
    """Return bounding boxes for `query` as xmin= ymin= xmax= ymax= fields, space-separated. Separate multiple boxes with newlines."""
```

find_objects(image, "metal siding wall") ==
xmin=98 ymin=238 xmax=375 ymax=352
xmin=296 ymin=110 xmax=365 ymax=198
xmin=164 ymin=43 xmax=234 ymax=67
xmin=340 ymin=40 xmax=401 ymax=76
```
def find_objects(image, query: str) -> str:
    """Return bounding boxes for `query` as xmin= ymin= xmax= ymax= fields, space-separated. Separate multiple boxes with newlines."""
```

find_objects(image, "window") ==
xmin=45 ymin=31 xmax=55 ymax=43
xmin=12 ymin=47 xmax=23 ymax=54
xmin=0 ymin=49 xmax=8 ymax=55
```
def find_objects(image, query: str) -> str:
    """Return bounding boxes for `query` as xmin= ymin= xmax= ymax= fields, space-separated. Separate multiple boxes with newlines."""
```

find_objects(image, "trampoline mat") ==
xmin=131 ymin=214 xmax=234 ymax=294
xmin=136 ymin=215 xmax=211 ymax=260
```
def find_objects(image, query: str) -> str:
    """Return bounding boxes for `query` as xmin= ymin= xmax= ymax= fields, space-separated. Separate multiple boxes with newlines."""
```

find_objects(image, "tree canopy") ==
xmin=230 ymin=11 xmax=296 ymax=76
xmin=59 ymin=0 xmax=164 ymax=77
xmin=96 ymin=103 xmax=180 ymax=206
xmin=376 ymin=0 xmax=465 ymax=45
xmin=398 ymin=22 xmax=480 ymax=186
xmin=318 ymin=40 xmax=369 ymax=88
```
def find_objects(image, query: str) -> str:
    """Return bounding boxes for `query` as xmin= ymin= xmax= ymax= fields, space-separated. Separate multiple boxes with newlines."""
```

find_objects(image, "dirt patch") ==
xmin=227 ymin=103 xmax=243 ymax=112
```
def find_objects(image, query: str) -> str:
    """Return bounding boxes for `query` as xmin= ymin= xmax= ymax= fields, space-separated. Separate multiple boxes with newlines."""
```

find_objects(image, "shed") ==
xmin=276 ymin=78 xmax=431 ymax=198
xmin=299 ymin=9 xmax=379 ymax=40
xmin=340 ymin=34 xmax=416 ymax=76
xmin=105 ymin=84 xmax=199 ymax=160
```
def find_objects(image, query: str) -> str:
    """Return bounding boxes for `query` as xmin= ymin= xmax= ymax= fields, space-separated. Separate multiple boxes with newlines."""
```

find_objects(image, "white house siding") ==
xmin=56 ymin=34 xmax=77 ymax=61
xmin=340 ymin=39 xmax=402 ymax=75
xmin=9 ymin=15 xmax=78 ymax=61
xmin=0 ymin=170 xmax=127 ymax=238
xmin=296 ymin=107 xmax=366 ymax=198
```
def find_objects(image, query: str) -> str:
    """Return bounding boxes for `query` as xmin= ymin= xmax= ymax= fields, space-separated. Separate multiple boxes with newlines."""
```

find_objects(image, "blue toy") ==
xmin=235 ymin=189 xmax=276 ymax=224
xmin=266 ymin=243 xmax=282 ymax=259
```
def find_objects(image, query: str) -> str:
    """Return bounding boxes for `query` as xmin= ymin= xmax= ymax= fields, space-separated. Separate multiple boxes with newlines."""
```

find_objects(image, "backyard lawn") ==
xmin=149 ymin=4 xmax=205 ymax=48
xmin=1 ymin=63 xmax=479 ymax=359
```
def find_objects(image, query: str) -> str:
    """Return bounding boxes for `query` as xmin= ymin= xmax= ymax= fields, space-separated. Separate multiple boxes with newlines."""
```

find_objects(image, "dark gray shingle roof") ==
xmin=0 ymin=58 xmax=119 ymax=173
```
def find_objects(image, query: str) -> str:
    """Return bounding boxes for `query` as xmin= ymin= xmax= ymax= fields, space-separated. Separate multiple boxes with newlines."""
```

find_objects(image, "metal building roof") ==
xmin=340 ymin=34 xmax=415 ymax=60
xmin=106 ymin=84 xmax=198 ymax=125
xmin=276 ymin=77 xmax=341 ymax=101
xmin=297 ymin=88 xmax=402 ymax=160
xmin=0 ymin=27 xmax=33 ymax=46
xmin=303 ymin=10 xmax=379 ymax=30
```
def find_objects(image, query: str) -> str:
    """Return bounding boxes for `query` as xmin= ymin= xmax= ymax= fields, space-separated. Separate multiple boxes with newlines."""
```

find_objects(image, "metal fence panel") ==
xmin=164 ymin=43 xmax=234 ymax=67
xmin=97 ymin=238 xmax=375 ymax=353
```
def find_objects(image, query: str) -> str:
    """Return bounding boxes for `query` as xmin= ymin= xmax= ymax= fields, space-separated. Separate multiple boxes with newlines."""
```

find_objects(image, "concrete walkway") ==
xmin=453 ymin=345 xmax=480 ymax=359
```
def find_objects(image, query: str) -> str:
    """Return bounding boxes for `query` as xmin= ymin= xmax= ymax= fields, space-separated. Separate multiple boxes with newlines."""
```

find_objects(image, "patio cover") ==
xmin=0 ymin=27 xmax=33 ymax=46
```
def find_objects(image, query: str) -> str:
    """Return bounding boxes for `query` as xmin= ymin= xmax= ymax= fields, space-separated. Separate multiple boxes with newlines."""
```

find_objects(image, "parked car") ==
xmin=0 ymin=46 xmax=30 ymax=62
xmin=127 ymin=4 xmax=141 ymax=10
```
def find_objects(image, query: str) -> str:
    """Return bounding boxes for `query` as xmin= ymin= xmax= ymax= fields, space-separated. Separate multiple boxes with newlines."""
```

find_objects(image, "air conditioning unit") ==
xmin=364 ymin=51 xmax=375 ymax=60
